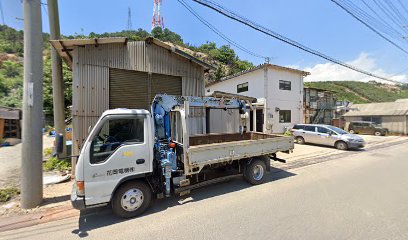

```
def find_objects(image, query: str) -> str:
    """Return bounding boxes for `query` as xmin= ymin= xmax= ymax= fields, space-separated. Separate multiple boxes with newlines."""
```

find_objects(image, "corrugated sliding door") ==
xmin=151 ymin=73 xmax=182 ymax=102
xmin=109 ymin=68 xmax=149 ymax=110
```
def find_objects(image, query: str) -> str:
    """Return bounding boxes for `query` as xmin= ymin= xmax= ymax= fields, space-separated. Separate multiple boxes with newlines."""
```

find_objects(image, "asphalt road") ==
xmin=1 ymin=139 xmax=408 ymax=240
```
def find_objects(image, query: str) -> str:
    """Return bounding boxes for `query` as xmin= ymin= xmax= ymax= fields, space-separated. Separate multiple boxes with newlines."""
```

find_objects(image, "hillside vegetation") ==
xmin=305 ymin=81 xmax=408 ymax=104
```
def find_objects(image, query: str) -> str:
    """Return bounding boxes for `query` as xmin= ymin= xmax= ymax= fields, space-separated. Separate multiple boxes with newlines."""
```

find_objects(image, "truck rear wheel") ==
xmin=112 ymin=181 xmax=152 ymax=218
xmin=244 ymin=159 xmax=267 ymax=185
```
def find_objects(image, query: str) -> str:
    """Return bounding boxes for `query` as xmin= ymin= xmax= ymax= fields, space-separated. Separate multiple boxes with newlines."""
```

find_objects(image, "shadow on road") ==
xmin=71 ymin=167 xmax=295 ymax=238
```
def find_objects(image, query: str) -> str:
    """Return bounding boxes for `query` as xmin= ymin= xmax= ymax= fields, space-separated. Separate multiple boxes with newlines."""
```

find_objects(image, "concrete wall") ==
xmin=206 ymin=70 xmax=265 ymax=99
xmin=265 ymin=67 xmax=304 ymax=133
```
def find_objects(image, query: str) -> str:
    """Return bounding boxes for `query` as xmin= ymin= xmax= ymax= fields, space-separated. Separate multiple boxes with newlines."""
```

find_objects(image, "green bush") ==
xmin=0 ymin=187 xmax=20 ymax=202
xmin=43 ymin=157 xmax=71 ymax=171
xmin=43 ymin=147 xmax=53 ymax=157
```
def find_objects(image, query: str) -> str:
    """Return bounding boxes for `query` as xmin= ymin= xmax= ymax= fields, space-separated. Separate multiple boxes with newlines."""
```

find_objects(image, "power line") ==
xmin=332 ymin=0 xmax=408 ymax=55
xmin=177 ymin=0 xmax=269 ymax=61
xmin=191 ymin=0 xmax=406 ymax=84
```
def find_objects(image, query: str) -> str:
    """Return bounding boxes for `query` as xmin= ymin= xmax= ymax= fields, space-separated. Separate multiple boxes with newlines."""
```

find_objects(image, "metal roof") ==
xmin=50 ymin=37 xmax=215 ymax=70
xmin=206 ymin=63 xmax=310 ymax=87
xmin=49 ymin=37 xmax=128 ymax=68
xmin=343 ymin=102 xmax=408 ymax=116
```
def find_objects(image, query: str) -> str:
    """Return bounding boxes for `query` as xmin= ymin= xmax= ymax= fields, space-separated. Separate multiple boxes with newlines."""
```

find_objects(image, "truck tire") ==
xmin=374 ymin=131 xmax=382 ymax=136
xmin=335 ymin=141 xmax=348 ymax=151
xmin=112 ymin=181 xmax=152 ymax=218
xmin=295 ymin=136 xmax=305 ymax=144
xmin=244 ymin=159 xmax=267 ymax=185
xmin=349 ymin=129 xmax=355 ymax=134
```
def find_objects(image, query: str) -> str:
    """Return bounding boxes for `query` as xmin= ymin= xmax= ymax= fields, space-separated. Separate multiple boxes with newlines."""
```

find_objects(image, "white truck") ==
xmin=70 ymin=95 xmax=294 ymax=218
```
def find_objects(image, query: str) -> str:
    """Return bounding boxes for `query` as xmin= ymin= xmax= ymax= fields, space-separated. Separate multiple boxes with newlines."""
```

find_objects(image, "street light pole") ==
xmin=47 ymin=0 xmax=66 ymax=159
xmin=21 ymin=0 xmax=43 ymax=208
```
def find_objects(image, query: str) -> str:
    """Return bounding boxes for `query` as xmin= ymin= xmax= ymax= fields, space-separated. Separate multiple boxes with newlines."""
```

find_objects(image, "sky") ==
xmin=2 ymin=0 xmax=408 ymax=83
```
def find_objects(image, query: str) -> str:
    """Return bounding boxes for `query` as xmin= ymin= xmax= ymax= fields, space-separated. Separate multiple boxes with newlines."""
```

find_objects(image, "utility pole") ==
xmin=21 ymin=0 xmax=43 ymax=209
xmin=47 ymin=0 xmax=66 ymax=159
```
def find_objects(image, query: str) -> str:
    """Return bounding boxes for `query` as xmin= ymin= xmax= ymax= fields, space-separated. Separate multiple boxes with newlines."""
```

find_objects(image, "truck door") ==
xmin=83 ymin=115 xmax=151 ymax=206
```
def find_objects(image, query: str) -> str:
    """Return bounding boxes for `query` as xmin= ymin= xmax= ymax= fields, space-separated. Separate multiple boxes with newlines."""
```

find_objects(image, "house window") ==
xmin=279 ymin=110 xmax=291 ymax=123
xmin=362 ymin=116 xmax=382 ymax=124
xmin=237 ymin=82 xmax=248 ymax=93
xmin=279 ymin=80 xmax=291 ymax=91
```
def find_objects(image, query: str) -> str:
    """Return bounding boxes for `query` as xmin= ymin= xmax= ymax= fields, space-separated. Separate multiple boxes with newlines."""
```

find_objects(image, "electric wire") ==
xmin=191 ymin=0 xmax=406 ymax=84
xmin=332 ymin=0 xmax=408 ymax=55
xmin=177 ymin=0 xmax=269 ymax=61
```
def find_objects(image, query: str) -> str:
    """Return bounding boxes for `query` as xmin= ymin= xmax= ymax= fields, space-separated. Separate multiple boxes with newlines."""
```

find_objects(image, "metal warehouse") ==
xmin=51 ymin=37 xmax=214 ymax=156
xmin=343 ymin=100 xmax=408 ymax=134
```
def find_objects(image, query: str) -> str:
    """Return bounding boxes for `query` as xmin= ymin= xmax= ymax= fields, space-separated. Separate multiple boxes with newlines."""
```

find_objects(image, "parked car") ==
xmin=348 ymin=121 xmax=388 ymax=136
xmin=291 ymin=124 xmax=365 ymax=150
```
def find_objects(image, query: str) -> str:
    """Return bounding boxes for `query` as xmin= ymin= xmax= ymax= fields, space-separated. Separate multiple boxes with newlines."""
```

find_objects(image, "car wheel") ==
xmin=374 ymin=131 xmax=382 ymax=136
xmin=244 ymin=159 xmax=267 ymax=185
xmin=295 ymin=136 xmax=305 ymax=144
xmin=335 ymin=141 xmax=348 ymax=150
xmin=112 ymin=181 xmax=152 ymax=218
xmin=349 ymin=129 xmax=355 ymax=134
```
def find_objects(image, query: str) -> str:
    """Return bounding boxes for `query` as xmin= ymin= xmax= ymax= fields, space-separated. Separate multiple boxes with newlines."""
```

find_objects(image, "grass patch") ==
xmin=0 ymin=187 xmax=20 ymax=202
xmin=43 ymin=157 xmax=71 ymax=171
xmin=43 ymin=147 xmax=53 ymax=157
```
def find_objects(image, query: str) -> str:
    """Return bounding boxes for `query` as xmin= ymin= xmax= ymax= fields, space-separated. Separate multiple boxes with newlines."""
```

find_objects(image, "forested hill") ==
xmin=305 ymin=81 xmax=408 ymax=104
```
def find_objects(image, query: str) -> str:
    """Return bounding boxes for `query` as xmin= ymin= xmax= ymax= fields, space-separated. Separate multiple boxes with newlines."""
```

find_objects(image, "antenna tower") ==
xmin=127 ymin=7 xmax=132 ymax=30
xmin=152 ymin=0 xmax=164 ymax=30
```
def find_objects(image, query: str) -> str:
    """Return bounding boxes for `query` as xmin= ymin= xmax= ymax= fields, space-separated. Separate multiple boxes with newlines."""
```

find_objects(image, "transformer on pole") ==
xmin=152 ymin=0 xmax=164 ymax=30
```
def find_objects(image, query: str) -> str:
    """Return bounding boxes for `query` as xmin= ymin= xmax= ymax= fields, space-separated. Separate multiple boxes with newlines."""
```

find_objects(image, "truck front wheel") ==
xmin=112 ymin=181 xmax=152 ymax=218
xmin=244 ymin=159 xmax=267 ymax=185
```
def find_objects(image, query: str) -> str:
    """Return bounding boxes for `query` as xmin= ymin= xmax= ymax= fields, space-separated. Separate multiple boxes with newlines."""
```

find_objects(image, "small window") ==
xmin=237 ymin=82 xmax=248 ymax=93
xmin=279 ymin=80 xmax=291 ymax=91
xmin=292 ymin=124 xmax=305 ymax=130
xmin=317 ymin=127 xmax=330 ymax=134
xmin=279 ymin=110 xmax=291 ymax=123
xmin=304 ymin=125 xmax=316 ymax=132
xmin=90 ymin=116 xmax=145 ymax=164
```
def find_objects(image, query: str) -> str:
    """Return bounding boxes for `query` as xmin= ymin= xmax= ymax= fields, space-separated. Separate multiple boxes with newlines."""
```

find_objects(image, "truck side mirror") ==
xmin=55 ymin=133 xmax=64 ymax=154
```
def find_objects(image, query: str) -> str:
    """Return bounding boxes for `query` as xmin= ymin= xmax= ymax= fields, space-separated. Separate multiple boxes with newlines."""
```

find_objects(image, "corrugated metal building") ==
xmin=51 ymin=37 xmax=214 ymax=156
xmin=343 ymin=100 xmax=408 ymax=134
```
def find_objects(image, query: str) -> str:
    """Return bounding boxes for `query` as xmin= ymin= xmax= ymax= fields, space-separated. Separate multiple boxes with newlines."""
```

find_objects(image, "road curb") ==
xmin=0 ymin=205 xmax=79 ymax=233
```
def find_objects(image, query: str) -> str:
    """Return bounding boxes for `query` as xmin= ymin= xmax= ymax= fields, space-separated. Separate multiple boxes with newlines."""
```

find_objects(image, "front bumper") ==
xmin=347 ymin=141 xmax=366 ymax=149
xmin=71 ymin=184 xmax=86 ymax=210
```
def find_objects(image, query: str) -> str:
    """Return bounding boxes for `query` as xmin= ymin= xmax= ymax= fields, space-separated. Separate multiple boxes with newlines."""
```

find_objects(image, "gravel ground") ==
xmin=0 ymin=135 xmax=54 ymax=188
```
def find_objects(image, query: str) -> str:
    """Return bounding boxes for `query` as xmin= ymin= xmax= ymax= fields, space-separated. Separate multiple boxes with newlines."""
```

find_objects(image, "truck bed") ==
xmin=186 ymin=132 xmax=294 ymax=170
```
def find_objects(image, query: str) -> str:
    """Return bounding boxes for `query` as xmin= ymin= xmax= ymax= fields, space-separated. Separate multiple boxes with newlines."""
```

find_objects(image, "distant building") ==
xmin=303 ymin=87 xmax=336 ymax=125
xmin=0 ymin=106 xmax=21 ymax=139
xmin=343 ymin=100 xmax=408 ymax=134
xmin=206 ymin=63 xmax=310 ymax=133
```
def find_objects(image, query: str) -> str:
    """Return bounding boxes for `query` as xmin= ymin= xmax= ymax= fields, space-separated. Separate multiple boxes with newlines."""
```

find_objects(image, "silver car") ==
xmin=291 ymin=124 xmax=365 ymax=150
